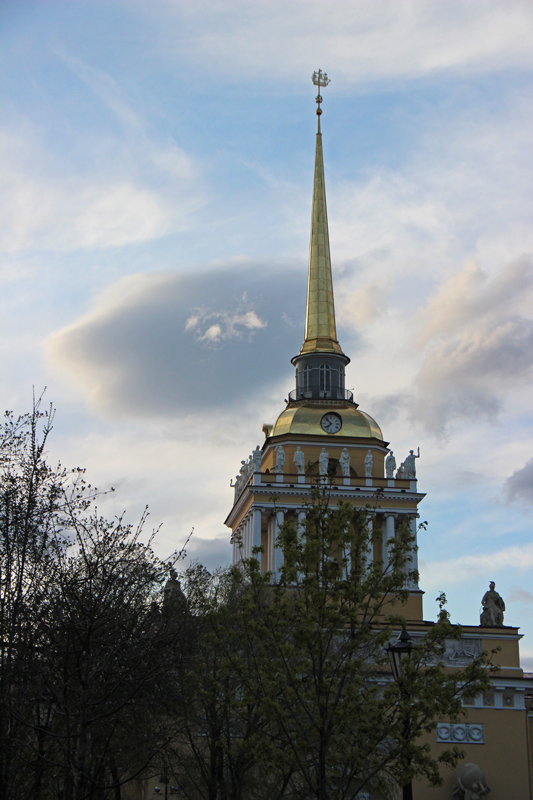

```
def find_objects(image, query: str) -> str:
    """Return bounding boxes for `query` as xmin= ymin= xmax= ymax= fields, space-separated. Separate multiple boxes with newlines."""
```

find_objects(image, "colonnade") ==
xmin=232 ymin=506 xmax=419 ymax=587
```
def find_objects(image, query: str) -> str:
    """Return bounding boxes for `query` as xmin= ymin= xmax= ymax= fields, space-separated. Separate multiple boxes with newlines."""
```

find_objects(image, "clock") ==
xmin=321 ymin=413 xmax=342 ymax=434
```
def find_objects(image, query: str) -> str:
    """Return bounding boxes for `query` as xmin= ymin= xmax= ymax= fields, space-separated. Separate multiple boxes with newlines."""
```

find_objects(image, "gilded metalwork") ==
xmin=300 ymin=72 xmax=344 ymax=356
xmin=272 ymin=403 xmax=383 ymax=439
xmin=312 ymin=70 xmax=330 ymax=118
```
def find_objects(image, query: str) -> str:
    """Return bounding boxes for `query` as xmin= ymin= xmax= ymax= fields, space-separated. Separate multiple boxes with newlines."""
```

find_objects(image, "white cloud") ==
xmin=0 ymin=124 xmax=202 ymax=253
xmin=154 ymin=0 xmax=533 ymax=83
xmin=187 ymin=308 xmax=267 ymax=343
xmin=0 ymin=50 xmax=205 ymax=254
xmin=410 ymin=256 xmax=533 ymax=433
xmin=424 ymin=542 xmax=533 ymax=588
xmin=414 ymin=258 xmax=533 ymax=346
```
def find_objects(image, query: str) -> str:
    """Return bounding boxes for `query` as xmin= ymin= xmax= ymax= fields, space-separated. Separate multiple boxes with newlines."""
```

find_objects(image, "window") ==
xmin=302 ymin=364 xmax=311 ymax=392
xmin=319 ymin=363 xmax=331 ymax=392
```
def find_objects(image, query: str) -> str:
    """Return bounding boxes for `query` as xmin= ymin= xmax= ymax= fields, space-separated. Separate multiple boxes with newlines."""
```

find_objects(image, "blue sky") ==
xmin=2 ymin=0 xmax=533 ymax=665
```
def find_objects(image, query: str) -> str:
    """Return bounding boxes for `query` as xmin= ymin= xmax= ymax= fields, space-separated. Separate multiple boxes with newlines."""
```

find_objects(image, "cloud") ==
xmin=45 ymin=263 xmax=307 ymax=417
xmin=57 ymin=51 xmax=142 ymax=130
xmin=185 ymin=308 xmax=267 ymax=344
xmin=415 ymin=258 xmax=533 ymax=346
xmin=0 ymin=53 xmax=205 ymax=254
xmin=409 ymin=256 xmax=533 ymax=433
xmin=424 ymin=541 xmax=533 ymax=589
xmin=507 ymin=587 xmax=533 ymax=605
xmin=182 ymin=535 xmax=232 ymax=574
xmin=155 ymin=1 xmax=533 ymax=84
xmin=505 ymin=459 xmax=533 ymax=505
xmin=337 ymin=280 xmax=388 ymax=328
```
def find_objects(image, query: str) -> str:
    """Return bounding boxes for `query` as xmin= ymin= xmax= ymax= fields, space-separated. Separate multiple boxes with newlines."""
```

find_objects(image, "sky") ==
xmin=1 ymin=0 xmax=533 ymax=665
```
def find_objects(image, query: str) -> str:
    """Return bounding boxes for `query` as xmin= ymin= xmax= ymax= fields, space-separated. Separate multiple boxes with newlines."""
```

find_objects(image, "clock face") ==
xmin=321 ymin=413 xmax=342 ymax=434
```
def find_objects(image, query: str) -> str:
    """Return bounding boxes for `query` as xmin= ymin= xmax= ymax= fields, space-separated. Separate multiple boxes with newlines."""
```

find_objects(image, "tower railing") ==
xmin=288 ymin=388 xmax=354 ymax=403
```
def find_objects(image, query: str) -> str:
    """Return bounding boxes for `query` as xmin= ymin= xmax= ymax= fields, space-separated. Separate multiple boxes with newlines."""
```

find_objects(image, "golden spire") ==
xmin=299 ymin=70 xmax=344 ymax=356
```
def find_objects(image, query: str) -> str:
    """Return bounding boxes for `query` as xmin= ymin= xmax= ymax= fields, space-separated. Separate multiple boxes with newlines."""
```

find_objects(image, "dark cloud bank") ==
xmin=506 ymin=459 xmax=533 ymax=505
xmin=49 ymin=263 xmax=309 ymax=416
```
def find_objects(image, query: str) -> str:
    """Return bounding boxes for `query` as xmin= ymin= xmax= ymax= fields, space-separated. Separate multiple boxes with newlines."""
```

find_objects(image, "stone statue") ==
xmin=480 ymin=581 xmax=505 ymax=627
xmin=234 ymin=460 xmax=247 ymax=491
xmin=318 ymin=448 xmax=329 ymax=476
xmin=385 ymin=450 xmax=396 ymax=478
xmin=403 ymin=447 xmax=420 ymax=479
xmin=252 ymin=445 xmax=262 ymax=472
xmin=364 ymin=450 xmax=373 ymax=478
xmin=396 ymin=462 xmax=406 ymax=479
xmin=452 ymin=763 xmax=490 ymax=800
xmin=293 ymin=446 xmax=305 ymax=475
xmin=163 ymin=568 xmax=187 ymax=615
xmin=274 ymin=445 xmax=285 ymax=474
xmin=339 ymin=448 xmax=351 ymax=477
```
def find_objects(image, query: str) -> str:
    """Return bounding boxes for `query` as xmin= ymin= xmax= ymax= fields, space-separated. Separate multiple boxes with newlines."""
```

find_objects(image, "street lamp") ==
xmin=387 ymin=628 xmax=414 ymax=800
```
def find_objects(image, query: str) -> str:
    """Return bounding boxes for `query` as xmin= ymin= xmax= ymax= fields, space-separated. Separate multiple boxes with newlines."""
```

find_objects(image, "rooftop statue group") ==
xmin=230 ymin=445 xmax=262 ymax=500
xmin=387 ymin=447 xmax=420 ymax=479
xmin=231 ymin=445 xmax=421 ymax=498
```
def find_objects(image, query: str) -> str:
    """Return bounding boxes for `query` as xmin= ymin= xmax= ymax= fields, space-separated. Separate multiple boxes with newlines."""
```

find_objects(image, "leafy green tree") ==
xmin=38 ymin=509 xmax=190 ymax=800
xmin=0 ymin=400 xmax=83 ymax=800
xmin=164 ymin=564 xmax=287 ymax=800
xmin=222 ymin=488 xmax=494 ymax=800
xmin=0 ymin=401 xmax=190 ymax=800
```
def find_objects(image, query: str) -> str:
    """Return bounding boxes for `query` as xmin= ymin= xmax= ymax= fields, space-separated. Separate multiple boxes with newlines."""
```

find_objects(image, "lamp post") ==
xmin=387 ymin=629 xmax=414 ymax=800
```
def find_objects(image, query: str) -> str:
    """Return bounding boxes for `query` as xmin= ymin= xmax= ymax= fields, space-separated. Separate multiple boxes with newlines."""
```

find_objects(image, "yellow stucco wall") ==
xmin=415 ymin=706 xmax=532 ymax=799
xmin=262 ymin=440 xmax=387 ymax=479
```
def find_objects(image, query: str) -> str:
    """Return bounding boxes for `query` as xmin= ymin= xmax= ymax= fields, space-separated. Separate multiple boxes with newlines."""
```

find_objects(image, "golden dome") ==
xmin=271 ymin=402 xmax=383 ymax=440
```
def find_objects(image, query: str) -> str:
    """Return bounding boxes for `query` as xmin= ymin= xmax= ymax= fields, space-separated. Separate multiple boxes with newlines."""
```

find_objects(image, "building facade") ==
xmin=224 ymin=82 xmax=533 ymax=799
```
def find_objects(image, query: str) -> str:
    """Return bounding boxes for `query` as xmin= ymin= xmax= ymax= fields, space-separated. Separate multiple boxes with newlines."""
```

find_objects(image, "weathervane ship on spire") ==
xmin=312 ymin=69 xmax=330 ymax=122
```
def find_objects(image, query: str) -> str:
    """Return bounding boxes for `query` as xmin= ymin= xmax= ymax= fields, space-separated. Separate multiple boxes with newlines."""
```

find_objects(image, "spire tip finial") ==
xmin=312 ymin=70 xmax=330 ymax=120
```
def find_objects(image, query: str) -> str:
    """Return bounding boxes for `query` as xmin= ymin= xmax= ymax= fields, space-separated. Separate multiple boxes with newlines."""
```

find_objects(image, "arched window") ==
xmin=302 ymin=364 xmax=311 ymax=392
xmin=319 ymin=363 xmax=331 ymax=392
xmin=339 ymin=367 xmax=345 ymax=392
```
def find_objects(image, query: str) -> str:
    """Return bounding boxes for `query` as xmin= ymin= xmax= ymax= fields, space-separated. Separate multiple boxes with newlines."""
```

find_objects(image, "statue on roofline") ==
xmin=480 ymin=581 xmax=505 ymax=627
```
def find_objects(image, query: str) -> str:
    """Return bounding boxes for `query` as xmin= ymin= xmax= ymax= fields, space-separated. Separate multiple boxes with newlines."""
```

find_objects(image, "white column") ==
xmin=267 ymin=515 xmax=275 ymax=573
xmin=242 ymin=516 xmax=248 ymax=559
xmin=237 ymin=525 xmax=244 ymax=562
xmin=363 ymin=516 xmax=374 ymax=571
xmin=383 ymin=513 xmax=396 ymax=573
xmin=252 ymin=507 xmax=262 ymax=561
xmin=407 ymin=516 xmax=419 ymax=587
xmin=273 ymin=509 xmax=285 ymax=578
xmin=247 ymin=515 xmax=253 ymax=559
xmin=297 ymin=510 xmax=306 ymax=535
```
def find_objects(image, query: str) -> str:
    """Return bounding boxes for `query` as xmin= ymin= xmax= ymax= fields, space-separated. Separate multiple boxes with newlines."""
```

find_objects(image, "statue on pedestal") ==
xmin=274 ymin=445 xmax=285 ymax=474
xmin=293 ymin=446 xmax=305 ymax=475
xmin=385 ymin=450 xmax=396 ymax=478
xmin=480 ymin=581 xmax=505 ymax=627
xmin=318 ymin=448 xmax=329 ymax=476
xmin=252 ymin=445 xmax=262 ymax=472
xmin=403 ymin=447 xmax=420 ymax=479
xmin=339 ymin=448 xmax=351 ymax=477
xmin=163 ymin=568 xmax=187 ymax=615
xmin=364 ymin=450 xmax=373 ymax=478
